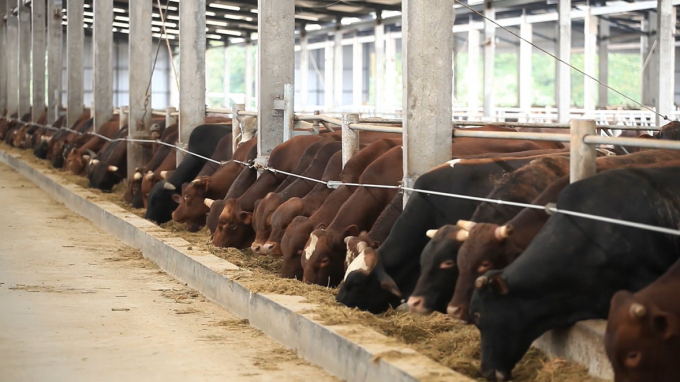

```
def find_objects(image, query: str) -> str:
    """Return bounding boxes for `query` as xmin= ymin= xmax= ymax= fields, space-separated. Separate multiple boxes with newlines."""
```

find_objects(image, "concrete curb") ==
xmin=0 ymin=150 xmax=472 ymax=382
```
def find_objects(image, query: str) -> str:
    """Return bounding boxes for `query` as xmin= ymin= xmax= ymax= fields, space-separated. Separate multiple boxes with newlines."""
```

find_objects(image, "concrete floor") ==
xmin=0 ymin=163 xmax=337 ymax=382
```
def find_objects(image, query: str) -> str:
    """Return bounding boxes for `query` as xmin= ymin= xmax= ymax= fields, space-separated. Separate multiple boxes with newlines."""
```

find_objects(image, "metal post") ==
xmin=165 ymin=106 xmax=177 ymax=129
xmin=179 ymin=0 xmax=206 ymax=163
xmin=656 ymin=0 xmax=675 ymax=126
xmin=93 ymin=0 xmax=113 ymax=132
xmin=518 ymin=13 xmax=532 ymax=118
xmin=374 ymin=17 xmax=384 ymax=114
xmin=6 ymin=0 xmax=18 ymax=116
xmin=333 ymin=25 xmax=343 ymax=108
xmin=128 ymin=0 xmax=152 ymax=176
xmin=299 ymin=32 xmax=309 ymax=108
xmin=66 ymin=0 xmax=83 ymax=127
xmin=583 ymin=7 xmax=597 ymax=111
xmin=31 ymin=0 xmax=45 ymax=121
xmin=483 ymin=4 xmax=495 ymax=118
xmin=341 ymin=113 xmax=360 ymax=167
xmin=245 ymin=39 xmax=254 ymax=108
xmin=570 ymin=119 xmax=596 ymax=183
xmin=0 ymin=0 xmax=7 ymax=116
xmin=18 ymin=0 xmax=30 ymax=118
xmin=598 ymin=19 xmax=609 ymax=109
xmin=641 ymin=13 xmax=658 ymax=107
xmin=467 ymin=27 xmax=480 ymax=117
xmin=283 ymin=84 xmax=294 ymax=142
xmin=352 ymin=35 xmax=362 ymax=108
xmin=384 ymin=32 xmax=397 ymax=114
xmin=223 ymin=43 xmax=231 ymax=108
xmin=402 ymin=0 xmax=455 ymax=205
xmin=232 ymin=103 xmax=244 ymax=153
xmin=324 ymin=36 xmax=333 ymax=109
xmin=556 ymin=0 xmax=571 ymax=123
xmin=46 ymin=0 xmax=62 ymax=125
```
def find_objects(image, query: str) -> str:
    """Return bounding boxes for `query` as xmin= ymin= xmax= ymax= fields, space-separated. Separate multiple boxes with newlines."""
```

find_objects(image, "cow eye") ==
xmin=473 ymin=312 xmax=481 ymax=322
xmin=440 ymin=260 xmax=455 ymax=269
xmin=319 ymin=258 xmax=330 ymax=267
xmin=184 ymin=195 xmax=189 ymax=200
xmin=625 ymin=351 xmax=642 ymax=368
xmin=230 ymin=225 xmax=238 ymax=231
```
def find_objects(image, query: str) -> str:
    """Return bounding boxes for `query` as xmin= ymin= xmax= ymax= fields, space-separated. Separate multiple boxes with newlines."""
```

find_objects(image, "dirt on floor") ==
xmin=1 ymin=143 xmax=603 ymax=382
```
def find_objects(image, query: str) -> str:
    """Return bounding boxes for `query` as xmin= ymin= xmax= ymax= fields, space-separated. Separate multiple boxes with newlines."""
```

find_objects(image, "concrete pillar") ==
xmin=374 ymin=18 xmax=385 ymax=114
xmin=467 ymin=27 xmax=480 ymax=117
xmin=0 ymin=0 xmax=8 ymax=116
xmin=324 ymin=37 xmax=333 ymax=109
xmin=483 ymin=5 xmax=495 ymax=118
xmin=352 ymin=35 xmax=363 ymax=107
xmin=223 ymin=44 xmax=231 ymax=108
xmin=66 ymin=0 xmax=84 ymax=127
xmin=257 ymin=0 xmax=295 ymax=160
xmin=18 ymin=0 xmax=30 ymax=118
xmin=93 ymin=0 xmax=113 ymax=132
xmin=641 ymin=13 xmax=658 ymax=106
xmin=656 ymin=0 xmax=676 ymax=125
xmin=402 ymin=0 xmax=455 ymax=203
xmin=333 ymin=26 xmax=343 ymax=108
xmin=245 ymin=40 xmax=254 ymax=108
xmin=341 ymin=113 xmax=359 ymax=166
xmin=6 ymin=0 xmax=18 ymax=115
xmin=128 ymin=0 xmax=153 ymax=175
xmin=570 ymin=119 xmax=596 ymax=183
xmin=556 ymin=0 xmax=571 ymax=123
xmin=299 ymin=33 xmax=309 ymax=108
xmin=179 ymin=0 xmax=206 ymax=154
xmin=598 ymin=19 xmax=609 ymax=109
xmin=46 ymin=0 xmax=62 ymax=124
xmin=385 ymin=33 xmax=398 ymax=113
xmin=583 ymin=7 xmax=597 ymax=111
xmin=31 ymin=0 xmax=46 ymax=121
xmin=518 ymin=13 xmax=532 ymax=116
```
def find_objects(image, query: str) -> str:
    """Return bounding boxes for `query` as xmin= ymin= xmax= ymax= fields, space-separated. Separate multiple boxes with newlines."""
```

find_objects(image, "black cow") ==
xmin=469 ymin=165 xmax=680 ymax=381
xmin=145 ymin=124 xmax=232 ymax=224
xmin=88 ymin=127 xmax=129 ymax=191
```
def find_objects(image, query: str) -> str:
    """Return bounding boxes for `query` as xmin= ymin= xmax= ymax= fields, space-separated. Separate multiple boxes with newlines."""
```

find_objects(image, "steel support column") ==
xmin=467 ymin=27 xmax=480 ymax=117
xmin=299 ymin=32 xmax=309 ymax=107
xmin=31 ymin=0 xmax=46 ymax=121
xmin=256 ymin=0 xmax=295 ymax=160
xmin=352 ymin=35 xmax=362 ymax=107
xmin=93 ymin=0 xmax=113 ymax=132
xmin=598 ymin=19 xmax=609 ymax=109
xmin=18 ymin=0 xmax=30 ymax=118
xmin=483 ymin=4 xmax=495 ymax=118
xmin=556 ymin=0 xmax=571 ymax=123
xmin=46 ymin=0 xmax=61 ymax=124
xmin=518 ymin=13 xmax=532 ymax=117
xmin=374 ymin=18 xmax=385 ymax=114
xmin=66 ymin=0 xmax=83 ymax=127
xmin=179 ymin=0 xmax=206 ymax=159
xmin=333 ymin=26 xmax=343 ymax=108
xmin=583 ymin=7 xmax=597 ymax=111
xmin=0 ymin=0 xmax=8 ymax=115
xmin=656 ymin=0 xmax=675 ymax=126
xmin=402 ymin=0 xmax=455 ymax=204
xmin=128 ymin=0 xmax=153 ymax=175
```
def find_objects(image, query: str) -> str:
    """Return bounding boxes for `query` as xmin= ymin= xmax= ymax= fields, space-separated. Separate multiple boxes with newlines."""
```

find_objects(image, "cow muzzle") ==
xmin=482 ymin=369 xmax=509 ymax=382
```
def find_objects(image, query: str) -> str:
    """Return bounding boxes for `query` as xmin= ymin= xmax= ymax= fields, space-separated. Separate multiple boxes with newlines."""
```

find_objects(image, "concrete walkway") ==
xmin=0 ymin=163 xmax=337 ymax=382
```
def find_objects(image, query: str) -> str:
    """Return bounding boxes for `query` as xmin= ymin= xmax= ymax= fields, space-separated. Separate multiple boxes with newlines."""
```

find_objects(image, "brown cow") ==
xmin=65 ymin=117 xmax=121 ymax=175
xmin=140 ymin=148 xmax=177 ymax=209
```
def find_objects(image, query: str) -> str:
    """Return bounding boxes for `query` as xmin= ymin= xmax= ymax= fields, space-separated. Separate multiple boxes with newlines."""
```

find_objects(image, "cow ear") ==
xmin=240 ymin=211 xmax=252 ymax=225
xmin=254 ymin=199 xmax=262 ymax=212
xmin=651 ymin=312 xmax=680 ymax=341
xmin=488 ymin=272 xmax=510 ymax=295
xmin=315 ymin=223 xmax=327 ymax=230
xmin=172 ymin=194 xmax=181 ymax=203
xmin=342 ymin=224 xmax=359 ymax=239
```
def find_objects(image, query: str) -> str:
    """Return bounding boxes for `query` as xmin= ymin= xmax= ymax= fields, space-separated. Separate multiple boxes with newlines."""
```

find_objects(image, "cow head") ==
xmin=657 ymin=121 xmax=680 ymax=141
xmin=343 ymin=232 xmax=380 ymax=270
xmin=407 ymin=225 xmax=466 ymax=316
xmin=12 ymin=125 xmax=28 ymax=148
xmin=206 ymin=198 xmax=226 ymax=236
xmin=605 ymin=291 xmax=680 ymax=382
xmin=145 ymin=180 xmax=179 ymax=224
xmin=212 ymin=198 xmax=254 ymax=249
xmin=65 ymin=148 xmax=93 ymax=176
xmin=265 ymin=197 xmax=306 ymax=257
xmin=301 ymin=225 xmax=358 ymax=287
xmin=171 ymin=177 xmax=211 ymax=232
xmin=449 ymin=222 xmax=520 ymax=322
xmin=250 ymin=192 xmax=284 ymax=255
xmin=238 ymin=116 xmax=258 ymax=146
xmin=280 ymin=216 xmax=315 ymax=280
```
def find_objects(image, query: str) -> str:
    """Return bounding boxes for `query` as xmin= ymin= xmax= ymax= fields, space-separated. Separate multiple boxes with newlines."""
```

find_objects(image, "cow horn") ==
xmin=86 ymin=149 xmax=96 ymax=158
xmin=344 ymin=236 xmax=354 ymax=245
xmin=495 ymin=225 xmax=514 ymax=240
xmin=426 ymin=229 xmax=438 ymax=239
xmin=456 ymin=230 xmax=469 ymax=241
xmin=133 ymin=172 xmax=143 ymax=181
xmin=475 ymin=275 xmax=489 ymax=289
xmin=457 ymin=220 xmax=476 ymax=231
xmin=82 ymin=155 xmax=91 ymax=162
xmin=204 ymin=198 xmax=214 ymax=208
xmin=163 ymin=182 xmax=176 ymax=191
xmin=630 ymin=303 xmax=647 ymax=319
xmin=91 ymin=159 xmax=100 ymax=165
xmin=160 ymin=171 xmax=169 ymax=179
xmin=191 ymin=178 xmax=200 ymax=184
xmin=108 ymin=165 xmax=118 ymax=172
xmin=145 ymin=173 xmax=154 ymax=181
xmin=356 ymin=241 xmax=368 ymax=253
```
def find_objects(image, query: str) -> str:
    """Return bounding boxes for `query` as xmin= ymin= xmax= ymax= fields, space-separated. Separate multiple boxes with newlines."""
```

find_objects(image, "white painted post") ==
xmin=598 ymin=19 xmax=609 ymax=109
xmin=31 ymin=0 xmax=46 ymax=121
xmin=583 ymin=7 xmax=597 ymax=112
xmin=518 ymin=13 xmax=532 ymax=119
xmin=66 ymin=0 xmax=84 ymax=127
xmin=179 ymin=0 xmax=206 ymax=164
xmin=93 ymin=0 xmax=113 ymax=132
xmin=165 ymin=106 xmax=177 ymax=129
xmin=333 ymin=25 xmax=343 ymax=108
xmin=569 ymin=119 xmax=597 ymax=183
xmin=6 ymin=0 xmax=18 ymax=116
xmin=352 ymin=35 xmax=363 ymax=108
xmin=283 ymin=84 xmax=294 ymax=142
xmin=341 ymin=113 xmax=360 ymax=167
xmin=17 ymin=0 xmax=30 ymax=118
xmin=232 ymin=103 xmax=244 ymax=153
xmin=128 ymin=0 xmax=153 ymax=176
xmin=656 ymin=0 xmax=675 ymax=126
xmin=299 ymin=32 xmax=309 ymax=108
xmin=324 ymin=36 xmax=333 ymax=110
xmin=374 ymin=18 xmax=385 ymax=114
xmin=556 ymin=0 xmax=571 ymax=123
xmin=245 ymin=40 xmax=254 ymax=109
xmin=257 ymin=0 xmax=295 ymax=162
xmin=223 ymin=43 xmax=231 ymax=108
xmin=0 ymin=0 xmax=6 ymax=116
xmin=46 ymin=0 xmax=62 ymax=125
xmin=467 ymin=27 xmax=480 ymax=117
xmin=483 ymin=5 xmax=495 ymax=118
xmin=384 ymin=32 xmax=397 ymax=113
xmin=402 ymin=0 xmax=455 ymax=205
